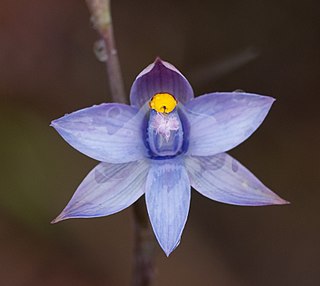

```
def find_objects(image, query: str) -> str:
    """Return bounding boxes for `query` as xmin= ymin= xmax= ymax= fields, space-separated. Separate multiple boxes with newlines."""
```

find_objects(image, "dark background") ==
xmin=1 ymin=0 xmax=319 ymax=285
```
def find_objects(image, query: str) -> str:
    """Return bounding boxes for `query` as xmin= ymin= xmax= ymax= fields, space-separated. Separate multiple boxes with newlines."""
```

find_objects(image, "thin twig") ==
xmin=132 ymin=198 xmax=156 ymax=286
xmin=85 ymin=1 xmax=156 ymax=285
xmin=86 ymin=0 xmax=127 ymax=104
xmin=190 ymin=47 xmax=259 ymax=86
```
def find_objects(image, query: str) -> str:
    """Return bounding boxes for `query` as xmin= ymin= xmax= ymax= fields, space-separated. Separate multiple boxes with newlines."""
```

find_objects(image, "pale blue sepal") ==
xmin=51 ymin=103 xmax=148 ymax=163
xmin=145 ymin=157 xmax=191 ymax=256
xmin=52 ymin=160 xmax=149 ymax=223
xmin=184 ymin=92 xmax=275 ymax=156
xmin=185 ymin=153 xmax=289 ymax=206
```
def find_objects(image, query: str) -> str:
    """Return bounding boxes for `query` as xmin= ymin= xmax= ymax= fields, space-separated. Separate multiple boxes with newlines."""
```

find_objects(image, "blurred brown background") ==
xmin=1 ymin=0 xmax=319 ymax=285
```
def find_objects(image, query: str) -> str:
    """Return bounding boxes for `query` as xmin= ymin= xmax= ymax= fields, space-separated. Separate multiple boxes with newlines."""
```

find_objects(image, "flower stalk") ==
xmin=85 ymin=0 xmax=127 ymax=104
xmin=84 ymin=1 xmax=155 ymax=285
xmin=132 ymin=198 xmax=156 ymax=286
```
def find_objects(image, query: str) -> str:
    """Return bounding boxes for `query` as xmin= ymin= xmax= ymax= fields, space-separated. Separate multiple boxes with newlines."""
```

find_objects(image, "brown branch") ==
xmin=132 ymin=198 xmax=156 ymax=286
xmin=85 ymin=0 xmax=127 ymax=104
xmin=85 ymin=1 xmax=156 ymax=285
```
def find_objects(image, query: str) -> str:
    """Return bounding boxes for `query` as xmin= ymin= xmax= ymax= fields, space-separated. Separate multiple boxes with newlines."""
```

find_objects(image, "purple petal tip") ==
xmin=50 ymin=119 xmax=61 ymax=129
xmin=154 ymin=56 xmax=163 ymax=63
xmin=263 ymin=195 xmax=290 ymax=206
xmin=268 ymin=96 xmax=276 ymax=104
xmin=275 ymin=197 xmax=290 ymax=205
xmin=50 ymin=218 xmax=59 ymax=224
xmin=50 ymin=212 xmax=66 ymax=224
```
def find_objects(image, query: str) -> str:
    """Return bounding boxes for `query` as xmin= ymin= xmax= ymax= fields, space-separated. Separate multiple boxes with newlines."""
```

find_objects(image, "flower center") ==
xmin=147 ymin=93 xmax=185 ymax=158
xmin=149 ymin=93 xmax=177 ymax=114
xmin=150 ymin=112 xmax=180 ymax=142
xmin=147 ymin=110 xmax=183 ymax=158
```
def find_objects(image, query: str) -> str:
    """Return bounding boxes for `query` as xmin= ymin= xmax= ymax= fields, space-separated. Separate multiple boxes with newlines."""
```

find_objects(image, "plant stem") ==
xmin=86 ymin=0 xmax=127 ymax=104
xmin=85 ymin=1 xmax=156 ymax=285
xmin=132 ymin=198 xmax=156 ymax=286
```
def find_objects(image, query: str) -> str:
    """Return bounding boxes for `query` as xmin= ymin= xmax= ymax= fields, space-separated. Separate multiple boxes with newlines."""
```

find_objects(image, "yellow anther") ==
xmin=149 ymin=93 xmax=177 ymax=113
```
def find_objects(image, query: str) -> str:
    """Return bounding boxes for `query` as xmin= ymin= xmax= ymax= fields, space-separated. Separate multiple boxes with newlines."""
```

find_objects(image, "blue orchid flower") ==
xmin=51 ymin=58 xmax=288 ymax=256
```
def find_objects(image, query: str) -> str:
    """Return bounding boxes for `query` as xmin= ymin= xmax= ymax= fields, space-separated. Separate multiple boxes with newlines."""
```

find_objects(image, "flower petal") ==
xmin=145 ymin=157 xmax=191 ymax=256
xmin=52 ymin=160 xmax=149 ymax=222
xmin=130 ymin=58 xmax=194 ymax=108
xmin=185 ymin=153 xmax=288 ymax=206
xmin=184 ymin=92 xmax=275 ymax=156
xmin=51 ymin=103 xmax=148 ymax=163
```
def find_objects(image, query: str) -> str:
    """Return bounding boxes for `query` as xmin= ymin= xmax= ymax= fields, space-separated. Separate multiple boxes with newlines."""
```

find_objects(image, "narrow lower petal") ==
xmin=145 ymin=157 xmax=191 ymax=256
xmin=130 ymin=58 xmax=194 ymax=108
xmin=185 ymin=153 xmax=288 ymax=206
xmin=52 ymin=160 xmax=149 ymax=222
xmin=184 ymin=92 xmax=275 ymax=156
xmin=51 ymin=103 xmax=148 ymax=163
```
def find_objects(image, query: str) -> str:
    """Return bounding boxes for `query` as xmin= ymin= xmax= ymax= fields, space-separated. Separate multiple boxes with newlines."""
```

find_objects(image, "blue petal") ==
xmin=145 ymin=157 xmax=191 ymax=256
xmin=130 ymin=58 xmax=194 ymax=108
xmin=183 ymin=92 xmax=275 ymax=156
xmin=52 ymin=160 xmax=150 ymax=222
xmin=51 ymin=103 xmax=148 ymax=163
xmin=185 ymin=153 xmax=288 ymax=206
